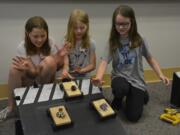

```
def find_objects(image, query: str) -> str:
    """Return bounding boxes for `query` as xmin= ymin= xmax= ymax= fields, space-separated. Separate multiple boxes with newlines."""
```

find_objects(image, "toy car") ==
xmin=164 ymin=108 xmax=178 ymax=114
xmin=160 ymin=108 xmax=180 ymax=125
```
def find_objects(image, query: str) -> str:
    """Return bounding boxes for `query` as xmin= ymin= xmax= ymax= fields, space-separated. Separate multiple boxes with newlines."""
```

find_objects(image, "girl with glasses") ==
xmin=92 ymin=5 xmax=170 ymax=122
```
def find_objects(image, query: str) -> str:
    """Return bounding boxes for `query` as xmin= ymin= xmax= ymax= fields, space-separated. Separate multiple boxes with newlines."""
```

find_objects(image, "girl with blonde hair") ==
xmin=62 ymin=9 xmax=96 ymax=79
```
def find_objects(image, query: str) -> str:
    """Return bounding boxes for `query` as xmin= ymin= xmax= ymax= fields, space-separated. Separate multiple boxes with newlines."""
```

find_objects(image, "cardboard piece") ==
xmin=92 ymin=99 xmax=115 ymax=118
xmin=48 ymin=105 xmax=72 ymax=127
xmin=62 ymin=81 xmax=82 ymax=98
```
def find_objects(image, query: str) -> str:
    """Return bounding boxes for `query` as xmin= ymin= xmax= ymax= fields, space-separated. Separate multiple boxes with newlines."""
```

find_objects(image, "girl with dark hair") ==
xmin=92 ymin=5 xmax=170 ymax=122
xmin=0 ymin=16 xmax=68 ymax=121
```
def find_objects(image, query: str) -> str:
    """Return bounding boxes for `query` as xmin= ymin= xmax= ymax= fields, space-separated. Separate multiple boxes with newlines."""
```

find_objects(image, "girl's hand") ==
xmin=160 ymin=75 xmax=170 ymax=86
xmin=61 ymin=69 xmax=74 ymax=80
xmin=91 ymin=77 xmax=105 ymax=87
xmin=73 ymin=67 xmax=83 ymax=74
xmin=58 ymin=42 xmax=71 ymax=57
xmin=12 ymin=56 xmax=35 ymax=72
xmin=12 ymin=56 xmax=39 ymax=78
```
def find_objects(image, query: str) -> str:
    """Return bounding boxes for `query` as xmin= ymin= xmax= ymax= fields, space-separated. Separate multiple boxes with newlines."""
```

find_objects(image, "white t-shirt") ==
xmin=16 ymin=38 xmax=58 ymax=65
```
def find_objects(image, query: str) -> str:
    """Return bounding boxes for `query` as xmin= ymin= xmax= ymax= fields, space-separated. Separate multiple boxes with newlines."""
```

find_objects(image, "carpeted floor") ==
xmin=0 ymin=100 xmax=16 ymax=135
xmin=103 ymin=82 xmax=180 ymax=135
xmin=0 ymin=82 xmax=180 ymax=135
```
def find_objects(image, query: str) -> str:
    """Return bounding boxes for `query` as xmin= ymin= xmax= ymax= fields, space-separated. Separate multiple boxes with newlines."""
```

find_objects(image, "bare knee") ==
xmin=37 ymin=56 xmax=57 ymax=83
xmin=43 ymin=56 xmax=57 ymax=70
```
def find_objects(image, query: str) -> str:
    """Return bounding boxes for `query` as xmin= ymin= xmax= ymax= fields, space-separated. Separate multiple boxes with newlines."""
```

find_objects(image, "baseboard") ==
xmin=0 ymin=84 xmax=8 ymax=100
xmin=144 ymin=67 xmax=180 ymax=83
xmin=0 ymin=67 xmax=180 ymax=100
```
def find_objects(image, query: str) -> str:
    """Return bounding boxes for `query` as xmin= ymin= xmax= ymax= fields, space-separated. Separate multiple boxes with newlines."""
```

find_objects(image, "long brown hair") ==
xmin=109 ymin=5 xmax=142 ymax=55
xmin=65 ymin=9 xmax=90 ymax=49
xmin=25 ymin=16 xmax=50 ymax=56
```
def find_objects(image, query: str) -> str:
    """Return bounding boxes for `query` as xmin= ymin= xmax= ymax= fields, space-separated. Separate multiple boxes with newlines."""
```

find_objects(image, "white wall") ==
xmin=0 ymin=1 xmax=180 ymax=84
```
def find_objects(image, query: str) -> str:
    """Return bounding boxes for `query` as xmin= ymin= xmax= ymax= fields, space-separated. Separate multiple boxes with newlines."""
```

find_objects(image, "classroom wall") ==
xmin=0 ymin=1 xmax=180 ymax=84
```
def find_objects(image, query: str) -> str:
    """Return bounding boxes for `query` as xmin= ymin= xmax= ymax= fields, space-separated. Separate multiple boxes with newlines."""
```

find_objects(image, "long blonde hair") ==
xmin=65 ymin=9 xmax=90 ymax=49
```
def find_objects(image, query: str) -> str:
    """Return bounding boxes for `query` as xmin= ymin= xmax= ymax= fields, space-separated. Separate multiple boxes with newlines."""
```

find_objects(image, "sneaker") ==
xmin=111 ymin=98 xmax=122 ymax=110
xmin=144 ymin=90 xmax=149 ymax=105
xmin=0 ymin=107 xmax=10 ymax=122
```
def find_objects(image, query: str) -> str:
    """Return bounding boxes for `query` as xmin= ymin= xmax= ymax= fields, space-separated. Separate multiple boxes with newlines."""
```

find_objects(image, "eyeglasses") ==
xmin=115 ymin=22 xmax=130 ymax=28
